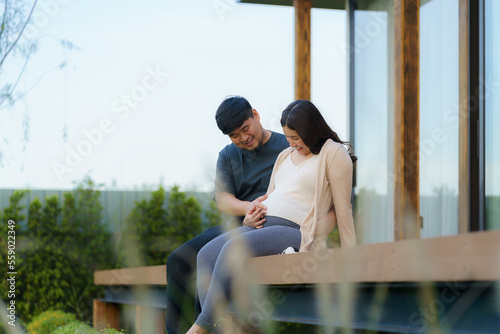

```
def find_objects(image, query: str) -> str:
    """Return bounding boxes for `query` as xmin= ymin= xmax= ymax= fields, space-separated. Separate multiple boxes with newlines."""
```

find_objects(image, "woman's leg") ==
xmin=165 ymin=225 xmax=224 ymax=334
xmin=194 ymin=225 xmax=301 ymax=331
xmin=196 ymin=226 xmax=254 ymax=309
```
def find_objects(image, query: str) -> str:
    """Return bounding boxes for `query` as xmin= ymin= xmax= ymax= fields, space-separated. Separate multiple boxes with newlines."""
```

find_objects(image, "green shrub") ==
xmin=0 ymin=177 xmax=116 ymax=324
xmin=1 ymin=180 xmax=214 ymax=327
xmin=166 ymin=185 xmax=202 ymax=250
xmin=202 ymin=200 xmax=222 ymax=229
xmin=120 ymin=185 xmax=203 ymax=267
xmin=0 ymin=190 xmax=28 ymax=304
xmin=26 ymin=310 xmax=75 ymax=334
xmin=98 ymin=329 xmax=125 ymax=334
xmin=120 ymin=185 xmax=168 ymax=267
xmin=52 ymin=321 xmax=95 ymax=334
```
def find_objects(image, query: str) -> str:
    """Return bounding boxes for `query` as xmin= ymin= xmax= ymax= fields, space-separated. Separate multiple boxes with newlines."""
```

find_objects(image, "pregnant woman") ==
xmin=187 ymin=99 xmax=357 ymax=334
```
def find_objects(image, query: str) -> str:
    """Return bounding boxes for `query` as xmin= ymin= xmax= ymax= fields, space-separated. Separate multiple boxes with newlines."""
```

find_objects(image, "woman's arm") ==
xmin=327 ymin=145 xmax=357 ymax=247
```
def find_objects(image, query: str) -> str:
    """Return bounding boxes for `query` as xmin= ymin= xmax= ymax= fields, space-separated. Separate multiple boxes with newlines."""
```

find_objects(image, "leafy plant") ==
xmin=203 ymin=200 xmax=222 ymax=229
xmin=0 ymin=177 xmax=115 ymax=324
xmin=0 ymin=190 xmax=29 ymax=321
xmin=51 ymin=321 xmax=95 ymax=334
xmin=119 ymin=185 xmax=168 ymax=267
xmin=166 ymin=185 xmax=202 ymax=250
xmin=26 ymin=310 xmax=76 ymax=334
xmin=98 ymin=329 xmax=126 ymax=334
xmin=121 ymin=185 xmax=204 ymax=267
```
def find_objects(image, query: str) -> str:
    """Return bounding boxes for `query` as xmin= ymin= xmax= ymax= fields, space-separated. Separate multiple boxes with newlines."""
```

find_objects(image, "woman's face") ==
xmin=283 ymin=125 xmax=311 ymax=155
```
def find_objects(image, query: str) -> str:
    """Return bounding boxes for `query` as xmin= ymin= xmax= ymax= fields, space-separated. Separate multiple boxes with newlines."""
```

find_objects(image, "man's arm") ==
xmin=215 ymin=192 xmax=250 ymax=217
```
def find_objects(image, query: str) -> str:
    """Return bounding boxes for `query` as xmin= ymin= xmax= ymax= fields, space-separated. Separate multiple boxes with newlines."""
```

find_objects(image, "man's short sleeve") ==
xmin=214 ymin=149 xmax=235 ymax=196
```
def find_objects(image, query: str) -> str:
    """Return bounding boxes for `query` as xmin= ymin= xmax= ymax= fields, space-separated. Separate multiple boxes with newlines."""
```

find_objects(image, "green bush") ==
xmin=98 ymin=329 xmax=125 ymax=334
xmin=26 ymin=310 xmax=76 ymax=334
xmin=202 ymin=199 xmax=222 ymax=229
xmin=166 ymin=185 xmax=202 ymax=250
xmin=120 ymin=185 xmax=169 ymax=267
xmin=0 ymin=177 xmax=116 ymax=324
xmin=52 ymin=321 xmax=95 ymax=334
xmin=0 ymin=190 xmax=28 ymax=303
xmin=121 ymin=185 xmax=204 ymax=267
xmin=1 ymin=180 xmax=217 ymax=327
xmin=0 ymin=190 xmax=29 ymax=333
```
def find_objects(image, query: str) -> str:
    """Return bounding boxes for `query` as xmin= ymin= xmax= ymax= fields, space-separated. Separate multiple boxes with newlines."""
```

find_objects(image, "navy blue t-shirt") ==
xmin=214 ymin=131 xmax=289 ymax=203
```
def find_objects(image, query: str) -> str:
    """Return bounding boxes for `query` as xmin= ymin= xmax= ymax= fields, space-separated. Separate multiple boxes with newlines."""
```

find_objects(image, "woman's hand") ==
xmin=249 ymin=194 xmax=268 ymax=211
xmin=243 ymin=205 xmax=266 ymax=229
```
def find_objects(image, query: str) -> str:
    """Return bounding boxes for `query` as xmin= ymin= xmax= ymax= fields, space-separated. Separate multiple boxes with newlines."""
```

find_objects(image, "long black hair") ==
xmin=281 ymin=100 xmax=357 ymax=164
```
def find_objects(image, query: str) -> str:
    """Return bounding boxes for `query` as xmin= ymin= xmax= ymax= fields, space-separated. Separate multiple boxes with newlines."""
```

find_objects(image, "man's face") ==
xmin=227 ymin=109 xmax=265 ymax=151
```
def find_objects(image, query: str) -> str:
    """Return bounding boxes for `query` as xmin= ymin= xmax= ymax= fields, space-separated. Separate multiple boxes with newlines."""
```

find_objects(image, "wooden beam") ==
xmin=244 ymin=230 xmax=500 ymax=285
xmin=94 ymin=265 xmax=166 ymax=285
xmin=459 ymin=0 xmax=470 ymax=233
xmin=294 ymin=0 xmax=311 ymax=100
xmin=94 ymin=231 xmax=500 ymax=287
xmin=393 ymin=0 xmax=420 ymax=240
xmin=93 ymin=300 xmax=119 ymax=331
xmin=239 ymin=0 xmax=345 ymax=10
xmin=136 ymin=305 xmax=166 ymax=334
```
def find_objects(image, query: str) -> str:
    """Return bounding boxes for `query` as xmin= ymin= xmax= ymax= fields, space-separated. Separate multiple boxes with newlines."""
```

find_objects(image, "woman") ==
xmin=187 ymin=100 xmax=357 ymax=334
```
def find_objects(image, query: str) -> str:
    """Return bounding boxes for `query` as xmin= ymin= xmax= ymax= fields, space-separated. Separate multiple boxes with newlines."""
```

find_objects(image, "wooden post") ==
xmin=294 ymin=0 xmax=311 ymax=100
xmin=93 ymin=300 xmax=119 ymax=331
xmin=458 ymin=0 xmax=469 ymax=233
xmin=393 ymin=0 xmax=420 ymax=240
xmin=136 ymin=305 xmax=165 ymax=334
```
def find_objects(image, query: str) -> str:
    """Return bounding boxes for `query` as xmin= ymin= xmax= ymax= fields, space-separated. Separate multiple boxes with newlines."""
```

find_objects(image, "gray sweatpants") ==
xmin=195 ymin=216 xmax=302 ymax=330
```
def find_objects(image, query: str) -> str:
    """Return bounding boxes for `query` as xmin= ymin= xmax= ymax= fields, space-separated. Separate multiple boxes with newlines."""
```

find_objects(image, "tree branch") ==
xmin=0 ymin=61 xmax=63 ymax=110
xmin=0 ymin=50 xmax=30 ymax=108
xmin=0 ymin=0 xmax=38 ymax=67
xmin=0 ymin=1 xmax=9 ymax=52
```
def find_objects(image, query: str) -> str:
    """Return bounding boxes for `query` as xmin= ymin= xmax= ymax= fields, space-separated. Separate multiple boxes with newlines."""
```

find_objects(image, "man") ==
xmin=165 ymin=96 xmax=289 ymax=334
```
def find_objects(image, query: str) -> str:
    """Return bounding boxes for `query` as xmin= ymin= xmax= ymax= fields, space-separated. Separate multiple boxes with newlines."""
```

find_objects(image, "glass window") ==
xmin=311 ymin=8 xmax=347 ymax=140
xmin=485 ymin=0 xmax=500 ymax=230
xmin=354 ymin=0 xmax=394 ymax=244
xmin=419 ymin=0 xmax=459 ymax=238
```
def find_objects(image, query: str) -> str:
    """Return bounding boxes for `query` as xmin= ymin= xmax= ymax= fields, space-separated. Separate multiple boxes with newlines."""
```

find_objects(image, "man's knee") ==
xmin=166 ymin=249 xmax=180 ymax=273
xmin=167 ymin=243 xmax=197 ymax=276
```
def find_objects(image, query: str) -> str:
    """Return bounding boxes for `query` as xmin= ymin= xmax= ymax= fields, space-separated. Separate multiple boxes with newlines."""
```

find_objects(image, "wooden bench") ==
xmin=94 ymin=230 xmax=500 ymax=333
xmin=93 ymin=265 xmax=167 ymax=333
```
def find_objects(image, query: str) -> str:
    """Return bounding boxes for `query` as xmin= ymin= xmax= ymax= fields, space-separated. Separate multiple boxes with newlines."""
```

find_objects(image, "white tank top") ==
xmin=262 ymin=152 xmax=319 ymax=225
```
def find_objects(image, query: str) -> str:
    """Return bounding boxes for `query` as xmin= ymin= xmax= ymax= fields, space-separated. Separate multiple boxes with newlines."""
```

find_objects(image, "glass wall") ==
xmin=311 ymin=8 xmax=347 ymax=140
xmin=353 ymin=0 xmax=394 ymax=244
xmin=485 ymin=0 xmax=500 ymax=230
xmin=419 ymin=0 xmax=459 ymax=238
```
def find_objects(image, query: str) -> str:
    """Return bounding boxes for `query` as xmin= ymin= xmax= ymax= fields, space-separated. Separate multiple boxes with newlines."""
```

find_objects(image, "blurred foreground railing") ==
xmin=94 ymin=230 xmax=500 ymax=333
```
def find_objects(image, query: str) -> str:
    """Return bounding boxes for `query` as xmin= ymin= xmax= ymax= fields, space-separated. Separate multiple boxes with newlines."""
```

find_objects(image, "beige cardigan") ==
xmin=266 ymin=139 xmax=357 ymax=252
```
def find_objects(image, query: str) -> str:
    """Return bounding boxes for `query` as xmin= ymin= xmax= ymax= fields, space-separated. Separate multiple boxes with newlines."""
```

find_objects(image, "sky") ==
xmin=0 ymin=0 xmax=348 ymax=192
